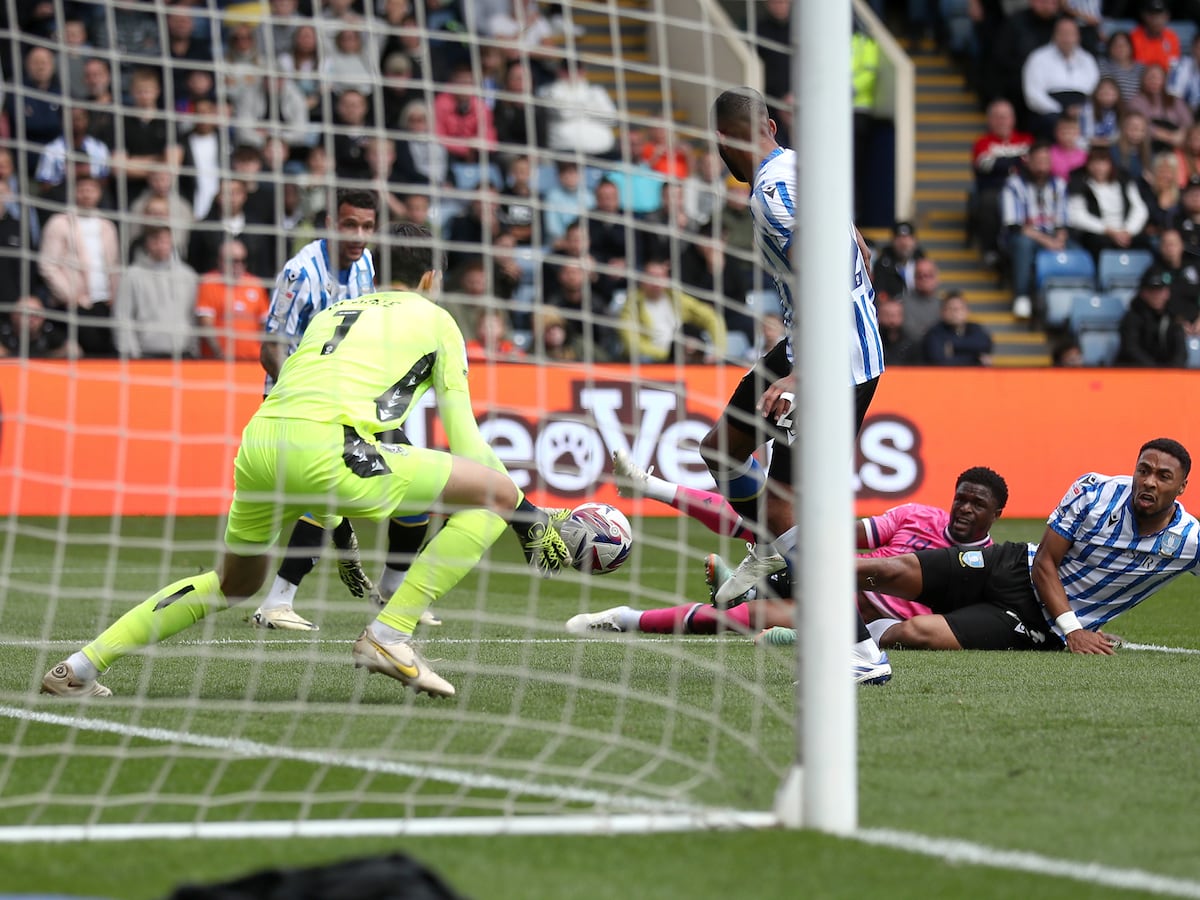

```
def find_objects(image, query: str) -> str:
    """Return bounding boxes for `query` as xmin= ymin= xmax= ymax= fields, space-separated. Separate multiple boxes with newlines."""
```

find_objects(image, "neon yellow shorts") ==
xmin=224 ymin=417 xmax=453 ymax=553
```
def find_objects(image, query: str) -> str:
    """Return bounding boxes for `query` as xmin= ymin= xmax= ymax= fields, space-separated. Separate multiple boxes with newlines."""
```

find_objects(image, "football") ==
xmin=560 ymin=502 xmax=633 ymax=575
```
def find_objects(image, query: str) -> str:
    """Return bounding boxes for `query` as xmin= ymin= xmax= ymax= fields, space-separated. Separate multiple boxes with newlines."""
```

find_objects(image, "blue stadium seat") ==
xmin=1035 ymin=248 xmax=1096 ymax=293
xmin=1079 ymin=329 xmax=1121 ymax=366
xmin=1188 ymin=336 xmax=1200 ymax=369
xmin=746 ymin=289 xmax=783 ymax=318
xmin=451 ymin=162 xmax=503 ymax=190
xmin=1176 ymin=19 xmax=1197 ymax=52
xmin=1044 ymin=287 xmax=1092 ymax=329
xmin=1068 ymin=291 xmax=1126 ymax=334
xmin=536 ymin=163 xmax=559 ymax=196
xmin=724 ymin=330 xmax=753 ymax=362
xmin=512 ymin=246 xmax=545 ymax=286
xmin=1102 ymin=18 xmax=1137 ymax=38
xmin=1097 ymin=249 xmax=1154 ymax=290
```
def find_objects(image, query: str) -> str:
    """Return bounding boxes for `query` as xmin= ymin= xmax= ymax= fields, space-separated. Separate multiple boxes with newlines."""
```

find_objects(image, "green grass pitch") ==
xmin=0 ymin=514 xmax=1198 ymax=899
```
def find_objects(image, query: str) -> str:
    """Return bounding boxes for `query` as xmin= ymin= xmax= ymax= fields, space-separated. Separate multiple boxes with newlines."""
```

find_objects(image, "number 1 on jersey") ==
xmin=321 ymin=309 xmax=363 ymax=355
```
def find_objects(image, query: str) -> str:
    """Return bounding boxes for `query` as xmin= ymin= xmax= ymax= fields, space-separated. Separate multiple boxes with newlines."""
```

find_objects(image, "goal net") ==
xmin=0 ymin=0 xmax=834 ymax=841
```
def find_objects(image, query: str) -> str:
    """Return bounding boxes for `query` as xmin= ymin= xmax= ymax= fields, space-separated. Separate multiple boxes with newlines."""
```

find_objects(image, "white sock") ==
xmin=617 ymin=606 xmax=644 ymax=631
xmin=369 ymin=620 xmax=412 ymax=643
xmin=257 ymin=576 xmax=298 ymax=612
xmin=866 ymin=617 xmax=901 ymax=647
xmin=852 ymin=637 xmax=883 ymax=662
xmin=771 ymin=525 xmax=799 ymax=558
xmin=67 ymin=651 xmax=99 ymax=681
xmin=644 ymin=472 xmax=677 ymax=504
xmin=377 ymin=565 xmax=406 ymax=600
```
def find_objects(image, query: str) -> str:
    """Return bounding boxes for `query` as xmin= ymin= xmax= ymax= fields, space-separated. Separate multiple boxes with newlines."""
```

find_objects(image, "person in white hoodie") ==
xmin=537 ymin=58 xmax=618 ymax=159
xmin=113 ymin=224 xmax=199 ymax=359
xmin=1066 ymin=142 xmax=1151 ymax=262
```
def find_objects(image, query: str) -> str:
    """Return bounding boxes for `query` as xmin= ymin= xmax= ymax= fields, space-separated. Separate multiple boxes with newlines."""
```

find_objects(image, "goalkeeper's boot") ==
xmin=705 ymin=553 xmax=751 ymax=609
xmin=714 ymin=543 xmax=787 ymax=606
xmin=333 ymin=523 xmax=378 ymax=602
xmin=41 ymin=662 xmax=112 ymax=698
xmin=251 ymin=606 xmax=319 ymax=631
xmin=520 ymin=508 xmax=572 ymax=577
xmin=611 ymin=448 xmax=653 ymax=498
xmin=565 ymin=605 xmax=633 ymax=635
xmin=352 ymin=629 xmax=455 ymax=698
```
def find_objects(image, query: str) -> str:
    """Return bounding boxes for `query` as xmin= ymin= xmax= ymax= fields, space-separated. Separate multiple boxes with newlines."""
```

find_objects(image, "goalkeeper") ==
xmin=41 ymin=225 xmax=570 ymax=700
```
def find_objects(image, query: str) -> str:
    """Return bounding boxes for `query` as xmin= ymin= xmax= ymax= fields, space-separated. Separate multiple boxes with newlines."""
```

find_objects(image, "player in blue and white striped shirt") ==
xmin=854 ymin=438 xmax=1198 ymax=653
xmin=701 ymin=87 xmax=890 ymax=683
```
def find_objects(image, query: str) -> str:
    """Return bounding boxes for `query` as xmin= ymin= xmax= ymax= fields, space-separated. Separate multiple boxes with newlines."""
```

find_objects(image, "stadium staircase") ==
xmin=884 ymin=44 xmax=1052 ymax=366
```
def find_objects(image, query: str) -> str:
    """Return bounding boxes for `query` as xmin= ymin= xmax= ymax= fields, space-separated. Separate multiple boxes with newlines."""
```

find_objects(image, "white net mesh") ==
xmin=0 ymin=0 xmax=802 ymax=839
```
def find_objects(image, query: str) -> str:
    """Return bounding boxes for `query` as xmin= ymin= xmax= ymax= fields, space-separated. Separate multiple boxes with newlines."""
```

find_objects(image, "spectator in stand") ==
xmin=752 ymin=310 xmax=787 ymax=361
xmin=1049 ymin=114 xmax=1088 ymax=180
xmin=1140 ymin=150 xmax=1183 ymax=237
xmin=229 ymin=145 xmax=275 ymax=230
xmin=175 ymin=69 xmax=216 ymax=123
xmin=266 ymin=0 xmax=300 ymax=57
xmin=399 ymin=192 xmax=434 ymax=234
xmin=364 ymin=137 xmax=407 ymax=223
xmin=394 ymin=101 xmax=450 ymax=188
xmin=492 ymin=61 xmax=544 ymax=153
xmin=479 ymin=44 xmax=507 ymax=112
xmin=1116 ymin=263 xmax=1188 ymax=367
xmin=179 ymin=98 xmax=224 ymax=221
xmin=81 ymin=58 xmax=116 ymax=149
xmin=35 ymin=107 xmax=111 ymax=197
xmin=1022 ymin=16 xmax=1100 ymax=139
xmin=1170 ymin=32 xmax=1200 ymax=111
xmin=188 ymin=179 xmax=273 ymax=280
xmin=434 ymin=64 xmax=498 ymax=165
xmin=544 ymin=219 xmax=617 ymax=311
xmin=1111 ymin=110 xmax=1154 ymax=179
xmin=465 ymin=308 xmax=526 ymax=363
xmin=232 ymin=72 xmax=314 ymax=153
xmin=1078 ymin=77 xmax=1124 ymax=147
xmin=323 ymin=16 xmax=377 ymax=93
xmin=59 ymin=17 xmax=92 ymax=101
xmin=164 ymin=7 xmax=213 ymax=104
xmin=37 ymin=174 xmax=120 ymax=356
xmin=379 ymin=52 xmax=418 ymax=132
xmin=130 ymin=167 xmax=193 ymax=261
xmin=330 ymin=89 xmax=372 ymax=181
xmin=899 ymin=256 xmax=944 ymax=344
xmin=446 ymin=188 xmax=503 ymax=273
xmin=619 ymin=256 xmax=726 ymax=364
xmin=112 ymin=68 xmax=180 ymax=204
xmin=0 ymin=171 xmax=40 ymax=302
xmin=1158 ymin=227 xmax=1200 ymax=331
xmin=544 ymin=162 xmax=595 ymax=248
xmin=587 ymin=178 xmax=632 ymax=271
xmin=278 ymin=24 xmax=323 ymax=119
xmin=1002 ymin=140 xmax=1072 ymax=320
xmin=875 ymin=298 xmax=921 ymax=366
xmin=1098 ymin=31 xmax=1144 ymax=101
xmin=922 ymin=291 xmax=994 ymax=366
xmin=11 ymin=46 xmax=64 ymax=165
xmin=538 ymin=59 xmax=619 ymax=160
xmin=1129 ymin=63 xmax=1193 ymax=153
xmin=718 ymin=177 xmax=756 ymax=276
xmin=196 ymin=239 xmax=270 ymax=360
xmin=1176 ymin=124 xmax=1200 ymax=185
xmin=1172 ymin=174 xmax=1200 ymax=261
xmin=95 ymin=2 xmax=159 ymax=94
xmin=532 ymin=308 xmax=583 ymax=362
xmin=684 ymin=150 xmax=725 ymax=229
xmin=1063 ymin=0 xmax=1104 ymax=56
xmin=986 ymin=0 xmax=1061 ymax=120
xmin=543 ymin=261 xmax=613 ymax=360
xmin=640 ymin=122 xmax=690 ymax=179
xmin=637 ymin=181 xmax=698 ymax=267
xmin=752 ymin=0 xmax=792 ymax=102
xmin=852 ymin=25 xmax=881 ymax=212
xmin=1067 ymin=143 xmax=1151 ymax=259
xmin=113 ymin=223 xmax=198 ymax=359
xmin=498 ymin=155 xmax=538 ymax=246
xmin=1052 ymin=337 xmax=1085 ymax=366
xmin=1130 ymin=0 xmax=1180 ymax=73
xmin=678 ymin=221 xmax=754 ymax=349
xmin=972 ymin=100 xmax=1037 ymax=266
xmin=223 ymin=21 xmax=267 ymax=100
xmin=0 ymin=296 xmax=79 ymax=359
xmin=872 ymin=220 xmax=926 ymax=302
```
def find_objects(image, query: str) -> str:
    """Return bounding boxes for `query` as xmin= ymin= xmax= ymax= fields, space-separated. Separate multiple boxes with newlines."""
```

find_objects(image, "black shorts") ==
xmin=725 ymin=338 xmax=795 ymax=484
xmin=914 ymin=542 xmax=1065 ymax=651
xmin=855 ymin=376 xmax=880 ymax=435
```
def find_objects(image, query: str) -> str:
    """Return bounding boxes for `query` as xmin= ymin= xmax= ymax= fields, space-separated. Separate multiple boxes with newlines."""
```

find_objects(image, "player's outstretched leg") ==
xmin=42 ymin=555 xmax=271 ymax=697
xmin=612 ymin=450 xmax=754 ymax=540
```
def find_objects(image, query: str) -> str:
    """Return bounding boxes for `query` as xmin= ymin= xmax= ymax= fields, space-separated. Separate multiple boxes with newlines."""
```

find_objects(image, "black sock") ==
xmin=856 ymin=611 xmax=871 ymax=644
xmin=276 ymin=518 xmax=327 ymax=586
xmin=508 ymin=496 xmax=542 ymax=545
xmin=385 ymin=516 xmax=430 ymax=572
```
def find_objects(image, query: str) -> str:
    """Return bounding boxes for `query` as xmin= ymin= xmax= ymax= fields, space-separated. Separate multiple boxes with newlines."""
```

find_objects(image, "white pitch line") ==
xmin=0 ymin=704 xmax=698 ymax=816
xmin=1121 ymin=642 xmax=1200 ymax=656
xmin=855 ymin=828 xmax=1200 ymax=899
xmin=0 ymin=636 xmax=732 ymax=648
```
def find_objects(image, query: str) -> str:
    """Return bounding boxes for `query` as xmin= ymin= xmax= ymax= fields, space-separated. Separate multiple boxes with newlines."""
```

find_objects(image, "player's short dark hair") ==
xmin=712 ymin=87 xmax=768 ymax=131
xmin=388 ymin=222 xmax=439 ymax=287
xmin=1140 ymin=438 xmax=1192 ymax=478
xmin=956 ymin=466 xmax=1009 ymax=510
xmin=335 ymin=188 xmax=379 ymax=216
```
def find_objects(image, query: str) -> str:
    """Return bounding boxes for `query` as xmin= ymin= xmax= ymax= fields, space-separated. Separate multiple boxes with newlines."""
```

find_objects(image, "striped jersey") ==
xmin=264 ymin=238 xmax=375 ymax=391
xmin=1034 ymin=472 xmax=1200 ymax=633
xmin=860 ymin=503 xmax=993 ymax=620
xmin=1000 ymin=171 xmax=1069 ymax=234
xmin=749 ymin=147 xmax=884 ymax=385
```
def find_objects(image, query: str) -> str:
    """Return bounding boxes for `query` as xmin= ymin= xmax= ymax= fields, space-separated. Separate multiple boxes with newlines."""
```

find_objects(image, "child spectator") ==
xmin=1111 ymin=111 xmax=1153 ymax=179
xmin=1078 ymin=77 xmax=1123 ymax=147
xmin=465 ymin=308 xmax=526 ymax=363
xmin=1049 ymin=115 xmax=1087 ymax=180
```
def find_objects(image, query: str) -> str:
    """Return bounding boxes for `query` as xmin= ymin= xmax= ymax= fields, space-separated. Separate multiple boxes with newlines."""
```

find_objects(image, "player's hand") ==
xmin=1065 ymin=630 xmax=1117 ymax=655
xmin=757 ymin=373 xmax=797 ymax=423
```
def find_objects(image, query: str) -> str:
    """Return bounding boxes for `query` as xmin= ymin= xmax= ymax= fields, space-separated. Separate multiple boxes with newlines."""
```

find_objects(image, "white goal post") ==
xmin=0 ymin=0 xmax=855 ymax=841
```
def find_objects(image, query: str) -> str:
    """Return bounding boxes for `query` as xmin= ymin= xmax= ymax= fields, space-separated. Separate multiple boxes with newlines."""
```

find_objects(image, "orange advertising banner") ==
xmin=1 ymin=361 xmax=1197 ymax=520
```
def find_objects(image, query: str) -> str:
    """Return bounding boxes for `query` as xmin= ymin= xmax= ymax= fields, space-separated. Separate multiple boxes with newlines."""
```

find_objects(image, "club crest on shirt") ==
xmin=1161 ymin=532 xmax=1182 ymax=556
xmin=958 ymin=550 xmax=984 ymax=569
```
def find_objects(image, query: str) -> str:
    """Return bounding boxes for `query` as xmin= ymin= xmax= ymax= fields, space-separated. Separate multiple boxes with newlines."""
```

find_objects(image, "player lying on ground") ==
xmin=853 ymin=438 xmax=1193 ymax=653
xmin=698 ymin=86 xmax=889 ymax=683
xmin=566 ymin=467 xmax=1005 ymax=660
xmin=41 ymin=231 xmax=571 ymax=699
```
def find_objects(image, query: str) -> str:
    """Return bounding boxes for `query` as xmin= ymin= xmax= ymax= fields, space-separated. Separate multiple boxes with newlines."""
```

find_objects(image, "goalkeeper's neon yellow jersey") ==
xmin=257 ymin=291 xmax=468 ymax=438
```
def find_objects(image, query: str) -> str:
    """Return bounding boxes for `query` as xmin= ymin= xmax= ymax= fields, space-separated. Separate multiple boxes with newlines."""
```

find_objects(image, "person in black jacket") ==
xmin=1116 ymin=264 xmax=1188 ymax=367
xmin=871 ymin=220 xmax=925 ymax=302
xmin=923 ymin=292 xmax=994 ymax=366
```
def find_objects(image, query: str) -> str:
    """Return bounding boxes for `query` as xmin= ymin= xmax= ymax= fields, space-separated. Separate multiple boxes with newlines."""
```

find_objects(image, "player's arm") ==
xmin=261 ymin=267 xmax=308 ymax=378
xmin=433 ymin=313 xmax=508 ymax=475
xmin=855 ymin=520 xmax=871 ymax=550
xmin=1031 ymin=527 xmax=1115 ymax=655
